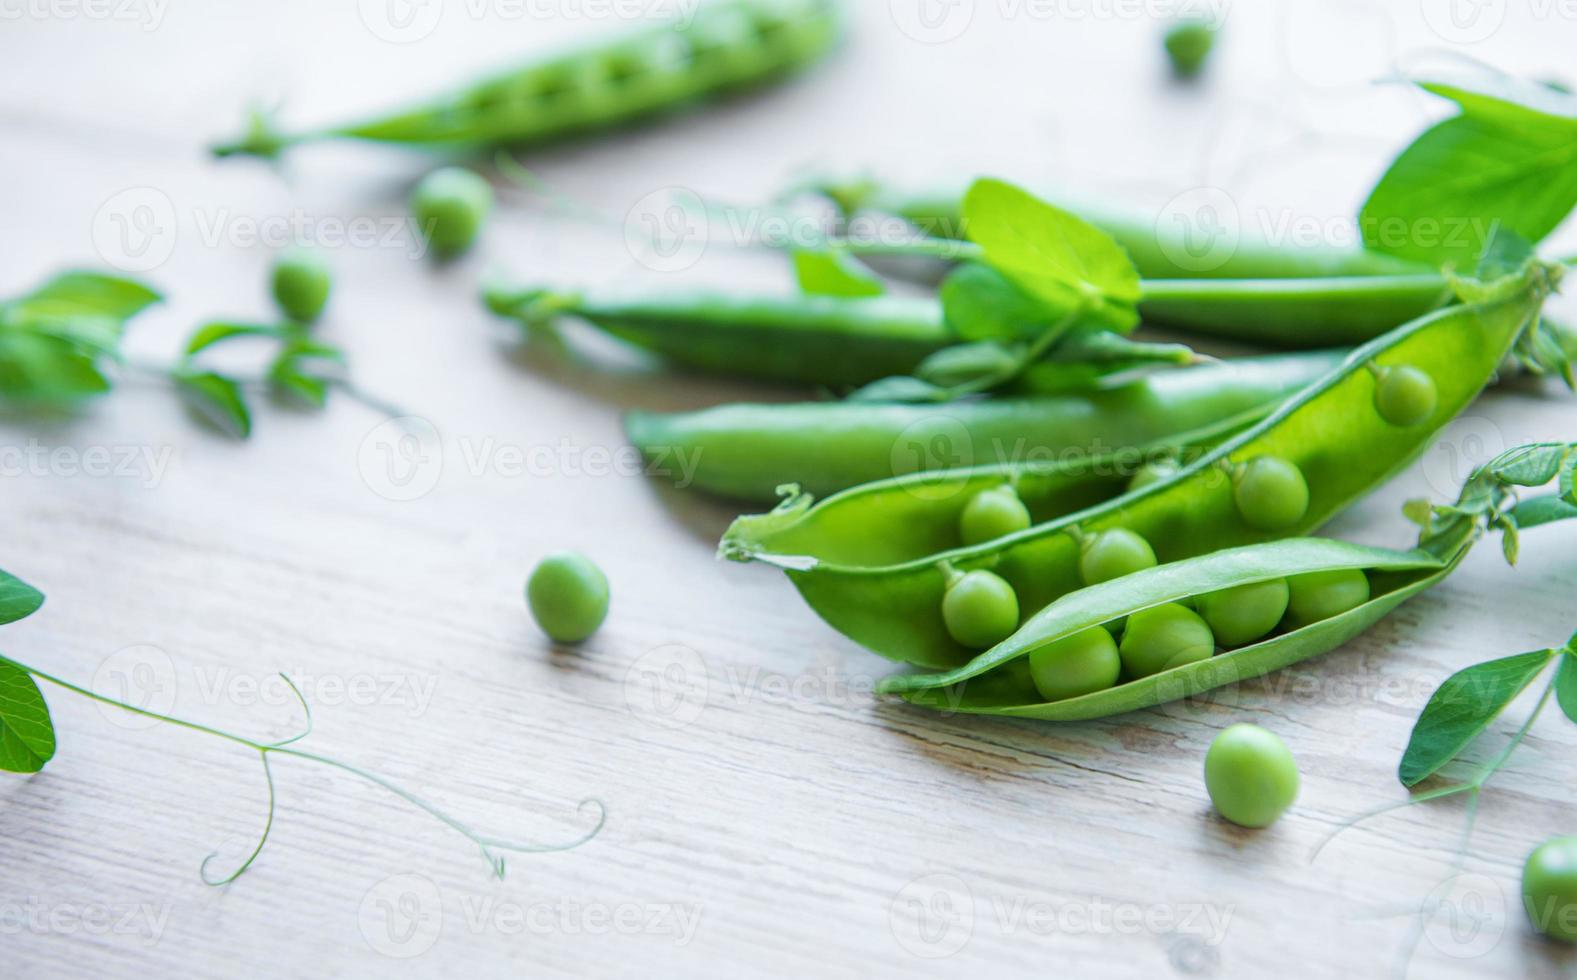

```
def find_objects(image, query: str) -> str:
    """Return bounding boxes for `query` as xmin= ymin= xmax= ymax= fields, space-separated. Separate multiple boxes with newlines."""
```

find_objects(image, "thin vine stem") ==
xmin=2 ymin=655 xmax=603 ymax=882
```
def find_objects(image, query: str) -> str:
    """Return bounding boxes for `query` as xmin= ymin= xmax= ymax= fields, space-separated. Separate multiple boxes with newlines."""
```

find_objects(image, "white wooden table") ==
xmin=3 ymin=2 xmax=1576 ymax=976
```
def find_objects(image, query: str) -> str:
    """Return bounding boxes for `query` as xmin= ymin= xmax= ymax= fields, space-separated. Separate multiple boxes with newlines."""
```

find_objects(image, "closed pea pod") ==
xmin=212 ymin=0 xmax=844 ymax=158
xmin=724 ymin=273 xmax=1553 ymax=668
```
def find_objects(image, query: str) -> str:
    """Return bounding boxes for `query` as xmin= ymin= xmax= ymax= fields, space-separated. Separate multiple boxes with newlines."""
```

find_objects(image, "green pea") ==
xmin=1118 ymin=603 xmax=1214 ymax=679
xmin=526 ymin=551 xmax=609 ymax=644
xmin=1203 ymin=723 xmax=1299 ymax=828
xmin=1164 ymin=19 xmax=1216 ymax=79
xmin=1523 ymin=836 xmax=1577 ymax=942
xmin=270 ymin=249 xmax=331 ymax=324
xmin=1028 ymin=626 xmax=1121 ymax=702
xmin=1285 ymin=568 xmax=1370 ymax=628
xmin=958 ymin=485 xmax=1032 ymax=546
xmin=1233 ymin=456 xmax=1309 ymax=531
xmin=1079 ymin=528 xmax=1158 ymax=586
xmin=1374 ymin=365 xmax=1438 ymax=427
xmin=412 ymin=167 xmax=494 ymax=259
xmin=1195 ymin=578 xmax=1289 ymax=647
xmin=942 ymin=570 xmax=1019 ymax=649
xmin=1128 ymin=457 xmax=1180 ymax=492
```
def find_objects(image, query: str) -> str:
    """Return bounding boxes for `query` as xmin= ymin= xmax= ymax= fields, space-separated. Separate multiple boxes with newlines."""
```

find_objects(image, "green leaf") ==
xmin=961 ymin=178 xmax=1141 ymax=330
xmin=5 ymin=271 xmax=161 ymax=323
xmin=1418 ymin=74 xmax=1577 ymax=130
xmin=0 ymin=570 xmax=44 ymax=625
xmin=184 ymin=322 xmax=285 ymax=357
xmin=791 ymin=249 xmax=885 ymax=298
xmin=1361 ymin=114 xmax=1577 ymax=268
xmin=1555 ymin=652 xmax=1577 ymax=725
xmin=912 ymin=341 xmax=1020 ymax=388
xmin=1490 ymin=443 xmax=1571 ymax=487
xmin=0 ymin=331 xmax=112 ymax=403
xmin=1509 ymin=494 xmax=1577 ymax=529
xmin=176 ymin=370 xmax=253 ymax=438
xmin=269 ymin=365 xmax=329 ymax=408
xmin=1398 ymin=648 xmax=1555 ymax=786
xmin=938 ymin=262 xmax=1058 ymax=341
xmin=0 ymin=659 xmax=55 ymax=773
xmin=1047 ymin=329 xmax=1197 ymax=367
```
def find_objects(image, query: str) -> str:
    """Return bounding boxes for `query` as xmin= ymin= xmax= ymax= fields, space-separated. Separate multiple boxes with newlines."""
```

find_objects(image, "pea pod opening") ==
xmin=212 ymin=0 xmax=843 ymax=158
xmin=723 ymin=272 xmax=1552 ymax=668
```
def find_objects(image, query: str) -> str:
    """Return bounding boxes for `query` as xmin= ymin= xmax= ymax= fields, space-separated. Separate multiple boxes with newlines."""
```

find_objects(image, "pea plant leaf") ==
xmin=0 ymin=659 xmax=55 ymax=774
xmin=791 ymin=249 xmax=885 ymax=298
xmin=961 ymin=178 xmax=1141 ymax=330
xmin=1555 ymin=649 xmax=1577 ymax=725
xmin=184 ymin=322 xmax=287 ymax=357
xmin=175 ymin=369 xmax=252 ymax=438
xmin=0 ymin=570 xmax=45 ymax=626
xmin=1361 ymin=79 xmax=1577 ymax=268
xmin=1398 ymin=648 xmax=1555 ymax=786
xmin=1417 ymin=73 xmax=1577 ymax=131
xmin=911 ymin=341 xmax=1020 ymax=388
xmin=0 ymin=270 xmax=160 ymax=406
xmin=4 ymin=271 xmax=162 ymax=323
xmin=938 ymin=262 xmax=1061 ymax=342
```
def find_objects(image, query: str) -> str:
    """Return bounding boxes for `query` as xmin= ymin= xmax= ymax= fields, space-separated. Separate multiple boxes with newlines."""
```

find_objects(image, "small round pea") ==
xmin=958 ymin=485 xmax=1031 ymax=546
xmin=1195 ymin=578 xmax=1289 ymax=647
xmin=942 ymin=570 xmax=1019 ymax=649
xmin=1028 ymin=626 xmax=1121 ymax=702
xmin=1128 ymin=457 xmax=1181 ymax=492
xmin=1523 ymin=837 xmax=1577 ymax=943
xmin=1374 ymin=365 xmax=1438 ymax=427
xmin=526 ymin=551 xmax=609 ymax=644
xmin=1285 ymin=568 xmax=1370 ymax=628
xmin=270 ymin=249 xmax=331 ymax=324
xmin=1119 ymin=603 xmax=1214 ymax=679
xmin=1204 ymin=723 xmax=1299 ymax=828
xmin=412 ymin=167 xmax=494 ymax=259
xmin=1164 ymin=19 xmax=1216 ymax=78
xmin=1233 ymin=456 xmax=1309 ymax=531
xmin=1079 ymin=528 xmax=1158 ymax=586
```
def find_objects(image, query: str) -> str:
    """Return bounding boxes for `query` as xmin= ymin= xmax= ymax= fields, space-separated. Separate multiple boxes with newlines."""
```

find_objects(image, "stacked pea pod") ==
xmin=484 ymin=72 xmax=1577 ymax=717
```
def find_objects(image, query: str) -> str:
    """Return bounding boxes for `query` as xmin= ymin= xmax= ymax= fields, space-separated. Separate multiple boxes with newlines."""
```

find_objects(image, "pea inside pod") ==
xmin=730 ymin=281 xmax=1549 ymax=668
xmin=880 ymin=538 xmax=1450 ymax=720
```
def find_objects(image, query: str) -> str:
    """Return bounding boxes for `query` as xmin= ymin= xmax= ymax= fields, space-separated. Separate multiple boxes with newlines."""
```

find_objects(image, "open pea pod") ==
xmin=879 ymin=539 xmax=1450 ymax=720
xmin=720 ymin=410 xmax=1258 ymax=568
xmin=731 ymin=277 xmax=1548 ymax=668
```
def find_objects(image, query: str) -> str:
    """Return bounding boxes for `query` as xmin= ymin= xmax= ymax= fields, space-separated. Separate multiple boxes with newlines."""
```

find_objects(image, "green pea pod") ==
xmin=484 ymin=285 xmax=950 ymax=387
xmin=724 ymin=280 xmax=1547 ymax=667
xmin=212 ymin=0 xmax=842 ymax=158
xmin=720 ymin=410 xmax=1258 ymax=567
xmin=629 ymin=351 xmax=1343 ymax=500
xmin=811 ymin=177 xmax=1433 ymax=279
xmin=1137 ymin=274 xmax=1452 ymax=345
xmin=879 ymin=538 xmax=1451 ymax=720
